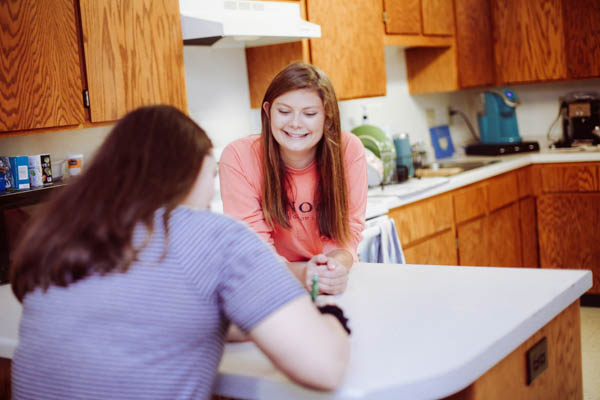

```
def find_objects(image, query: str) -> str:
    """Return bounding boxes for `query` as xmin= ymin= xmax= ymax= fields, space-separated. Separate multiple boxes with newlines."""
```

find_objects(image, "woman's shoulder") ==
xmin=341 ymin=130 xmax=365 ymax=158
xmin=171 ymin=208 xmax=257 ymax=243
xmin=220 ymin=135 xmax=262 ymax=166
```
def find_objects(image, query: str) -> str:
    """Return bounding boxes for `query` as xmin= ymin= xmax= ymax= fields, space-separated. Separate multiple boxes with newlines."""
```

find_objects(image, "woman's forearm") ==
xmin=286 ymin=261 xmax=308 ymax=283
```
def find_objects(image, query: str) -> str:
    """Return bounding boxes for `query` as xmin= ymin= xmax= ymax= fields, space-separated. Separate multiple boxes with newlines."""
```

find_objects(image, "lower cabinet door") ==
xmin=457 ymin=216 xmax=489 ymax=266
xmin=537 ymin=193 xmax=600 ymax=293
xmin=488 ymin=203 xmax=522 ymax=267
xmin=404 ymin=229 xmax=458 ymax=265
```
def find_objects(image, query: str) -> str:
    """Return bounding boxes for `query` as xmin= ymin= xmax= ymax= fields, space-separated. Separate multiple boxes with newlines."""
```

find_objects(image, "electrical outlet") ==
xmin=425 ymin=108 xmax=435 ymax=127
xmin=526 ymin=337 xmax=548 ymax=385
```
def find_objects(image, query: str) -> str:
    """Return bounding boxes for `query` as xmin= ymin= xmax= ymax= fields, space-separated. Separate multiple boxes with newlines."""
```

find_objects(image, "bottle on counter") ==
xmin=392 ymin=133 xmax=414 ymax=182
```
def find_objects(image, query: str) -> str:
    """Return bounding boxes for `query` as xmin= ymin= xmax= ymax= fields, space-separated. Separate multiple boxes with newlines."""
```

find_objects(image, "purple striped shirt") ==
xmin=12 ymin=207 xmax=305 ymax=399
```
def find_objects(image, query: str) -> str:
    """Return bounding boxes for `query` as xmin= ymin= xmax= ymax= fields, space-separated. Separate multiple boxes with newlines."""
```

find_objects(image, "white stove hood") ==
xmin=180 ymin=0 xmax=321 ymax=48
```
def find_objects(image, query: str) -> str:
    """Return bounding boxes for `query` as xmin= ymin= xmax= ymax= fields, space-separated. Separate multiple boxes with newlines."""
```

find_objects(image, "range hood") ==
xmin=180 ymin=0 xmax=321 ymax=48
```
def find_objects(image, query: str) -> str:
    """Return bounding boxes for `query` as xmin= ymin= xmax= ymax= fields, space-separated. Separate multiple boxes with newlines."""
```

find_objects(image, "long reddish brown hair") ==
xmin=10 ymin=105 xmax=212 ymax=302
xmin=261 ymin=62 xmax=350 ymax=246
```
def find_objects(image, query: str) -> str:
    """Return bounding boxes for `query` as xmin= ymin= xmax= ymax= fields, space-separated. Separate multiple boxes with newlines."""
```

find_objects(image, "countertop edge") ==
xmin=368 ymin=152 xmax=600 ymax=216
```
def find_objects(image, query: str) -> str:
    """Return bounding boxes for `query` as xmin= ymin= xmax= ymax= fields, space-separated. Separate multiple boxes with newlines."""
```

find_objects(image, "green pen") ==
xmin=311 ymin=274 xmax=319 ymax=302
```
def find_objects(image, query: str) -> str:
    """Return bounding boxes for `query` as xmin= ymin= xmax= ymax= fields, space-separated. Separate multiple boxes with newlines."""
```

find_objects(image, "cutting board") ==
xmin=415 ymin=167 xmax=463 ymax=177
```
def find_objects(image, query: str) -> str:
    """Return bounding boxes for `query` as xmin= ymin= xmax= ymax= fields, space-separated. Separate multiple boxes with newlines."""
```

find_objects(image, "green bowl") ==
xmin=351 ymin=125 xmax=396 ymax=181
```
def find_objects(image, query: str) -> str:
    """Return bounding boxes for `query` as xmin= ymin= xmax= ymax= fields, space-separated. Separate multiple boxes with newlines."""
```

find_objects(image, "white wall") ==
xmin=2 ymin=45 xmax=600 ymax=165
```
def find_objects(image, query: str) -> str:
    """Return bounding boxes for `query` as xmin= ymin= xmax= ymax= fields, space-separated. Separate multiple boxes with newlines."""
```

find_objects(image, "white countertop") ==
xmin=364 ymin=149 xmax=600 ymax=219
xmin=214 ymin=263 xmax=591 ymax=399
xmin=0 ymin=264 xmax=592 ymax=399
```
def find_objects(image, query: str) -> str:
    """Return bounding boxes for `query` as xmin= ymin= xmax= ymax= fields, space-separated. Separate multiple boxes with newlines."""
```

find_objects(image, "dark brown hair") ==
xmin=10 ymin=105 xmax=212 ymax=302
xmin=261 ymin=62 xmax=350 ymax=245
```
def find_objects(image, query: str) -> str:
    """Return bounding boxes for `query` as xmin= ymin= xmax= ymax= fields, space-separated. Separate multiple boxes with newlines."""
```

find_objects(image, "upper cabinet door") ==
xmin=79 ymin=0 xmax=188 ymax=122
xmin=563 ymin=0 xmax=600 ymax=79
xmin=0 ymin=0 xmax=86 ymax=132
xmin=308 ymin=0 xmax=386 ymax=100
xmin=383 ymin=0 xmax=421 ymax=34
xmin=421 ymin=0 xmax=454 ymax=36
xmin=454 ymin=0 xmax=495 ymax=87
xmin=492 ymin=0 xmax=566 ymax=84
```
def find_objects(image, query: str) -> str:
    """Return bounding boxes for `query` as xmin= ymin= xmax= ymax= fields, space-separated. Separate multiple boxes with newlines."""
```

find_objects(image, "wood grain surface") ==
xmin=519 ymin=197 xmax=539 ymax=268
xmin=444 ymin=301 xmax=582 ymax=400
xmin=488 ymin=203 xmax=522 ymax=267
xmin=453 ymin=182 xmax=487 ymax=224
xmin=492 ymin=0 xmax=566 ymax=84
xmin=537 ymin=193 xmax=600 ymax=293
xmin=79 ymin=0 xmax=187 ymax=122
xmin=0 ymin=357 xmax=9 ymax=400
xmin=457 ymin=216 xmax=488 ymax=266
xmin=383 ymin=34 xmax=453 ymax=47
xmin=539 ymin=163 xmax=599 ymax=193
xmin=421 ymin=0 xmax=454 ymax=36
xmin=517 ymin=166 xmax=535 ymax=198
xmin=404 ymin=229 xmax=458 ymax=265
xmin=405 ymin=44 xmax=458 ymax=94
xmin=487 ymin=171 xmax=519 ymax=212
xmin=383 ymin=0 xmax=422 ymax=34
xmin=0 ymin=0 xmax=86 ymax=132
xmin=389 ymin=193 xmax=454 ymax=246
xmin=454 ymin=0 xmax=495 ymax=87
xmin=563 ymin=0 xmax=600 ymax=79
xmin=245 ymin=41 xmax=307 ymax=109
xmin=307 ymin=0 xmax=386 ymax=100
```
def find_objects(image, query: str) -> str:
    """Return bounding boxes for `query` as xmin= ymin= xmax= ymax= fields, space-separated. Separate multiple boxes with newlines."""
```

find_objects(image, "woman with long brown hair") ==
xmin=220 ymin=62 xmax=368 ymax=295
xmin=10 ymin=105 xmax=349 ymax=399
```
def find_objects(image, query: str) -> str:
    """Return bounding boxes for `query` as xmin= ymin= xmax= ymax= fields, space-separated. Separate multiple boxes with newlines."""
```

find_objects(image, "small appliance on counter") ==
xmin=466 ymin=89 xmax=539 ymax=156
xmin=555 ymin=91 xmax=600 ymax=147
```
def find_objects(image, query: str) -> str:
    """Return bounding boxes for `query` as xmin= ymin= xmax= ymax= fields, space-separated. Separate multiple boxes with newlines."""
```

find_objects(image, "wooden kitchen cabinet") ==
xmin=246 ymin=0 xmax=386 ymax=109
xmin=563 ymin=0 xmax=600 ymax=79
xmin=488 ymin=203 xmax=522 ymax=267
xmin=519 ymin=197 xmax=538 ymax=268
xmin=535 ymin=163 xmax=600 ymax=294
xmin=405 ymin=0 xmax=495 ymax=93
xmin=538 ymin=193 xmax=600 ymax=293
xmin=453 ymin=172 xmax=523 ymax=267
xmin=0 ymin=358 xmax=9 ymax=400
xmin=404 ymin=230 xmax=458 ymax=265
xmin=0 ymin=0 xmax=87 ymax=132
xmin=382 ymin=0 xmax=421 ymax=35
xmin=79 ymin=0 xmax=187 ymax=122
xmin=453 ymin=0 xmax=495 ymax=88
xmin=491 ymin=0 xmax=567 ymax=84
xmin=0 ymin=0 xmax=188 ymax=134
xmin=383 ymin=0 xmax=454 ymax=36
xmin=389 ymin=193 xmax=457 ymax=265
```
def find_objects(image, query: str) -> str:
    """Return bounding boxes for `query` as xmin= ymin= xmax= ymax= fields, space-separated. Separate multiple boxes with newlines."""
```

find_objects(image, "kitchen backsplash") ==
xmin=2 ymin=46 xmax=600 ymax=164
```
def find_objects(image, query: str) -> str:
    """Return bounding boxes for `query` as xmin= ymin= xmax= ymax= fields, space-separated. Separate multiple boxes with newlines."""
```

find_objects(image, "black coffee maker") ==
xmin=557 ymin=91 xmax=600 ymax=147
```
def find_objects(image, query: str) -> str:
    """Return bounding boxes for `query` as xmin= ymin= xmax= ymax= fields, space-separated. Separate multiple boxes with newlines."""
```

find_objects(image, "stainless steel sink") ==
xmin=429 ymin=159 xmax=500 ymax=172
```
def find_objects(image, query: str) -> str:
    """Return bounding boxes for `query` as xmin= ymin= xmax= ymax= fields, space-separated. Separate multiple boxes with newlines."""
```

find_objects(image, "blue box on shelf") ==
xmin=8 ymin=156 xmax=30 ymax=190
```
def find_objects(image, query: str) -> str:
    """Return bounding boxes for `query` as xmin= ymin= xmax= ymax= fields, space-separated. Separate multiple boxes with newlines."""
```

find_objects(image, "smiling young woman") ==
xmin=219 ymin=62 xmax=368 ymax=295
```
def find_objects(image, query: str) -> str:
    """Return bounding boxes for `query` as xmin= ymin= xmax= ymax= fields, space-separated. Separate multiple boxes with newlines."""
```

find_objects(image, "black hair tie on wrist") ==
xmin=318 ymin=304 xmax=351 ymax=335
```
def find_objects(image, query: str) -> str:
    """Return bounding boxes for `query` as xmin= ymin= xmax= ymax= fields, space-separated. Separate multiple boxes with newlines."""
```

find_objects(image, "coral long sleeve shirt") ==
xmin=219 ymin=131 xmax=367 ymax=262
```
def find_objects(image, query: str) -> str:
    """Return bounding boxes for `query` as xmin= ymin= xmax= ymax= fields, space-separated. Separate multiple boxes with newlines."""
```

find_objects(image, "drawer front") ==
xmin=488 ymin=172 xmax=519 ymax=211
xmin=540 ymin=163 xmax=599 ymax=193
xmin=453 ymin=183 xmax=487 ymax=224
xmin=389 ymin=194 xmax=453 ymax=246
xmin=403 ymin=230 xmax=457 ymax=265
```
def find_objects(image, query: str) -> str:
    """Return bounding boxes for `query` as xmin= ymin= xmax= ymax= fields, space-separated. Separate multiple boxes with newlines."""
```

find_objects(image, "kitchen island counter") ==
xmin=0 ymin=263 xmax=592 ymax=398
